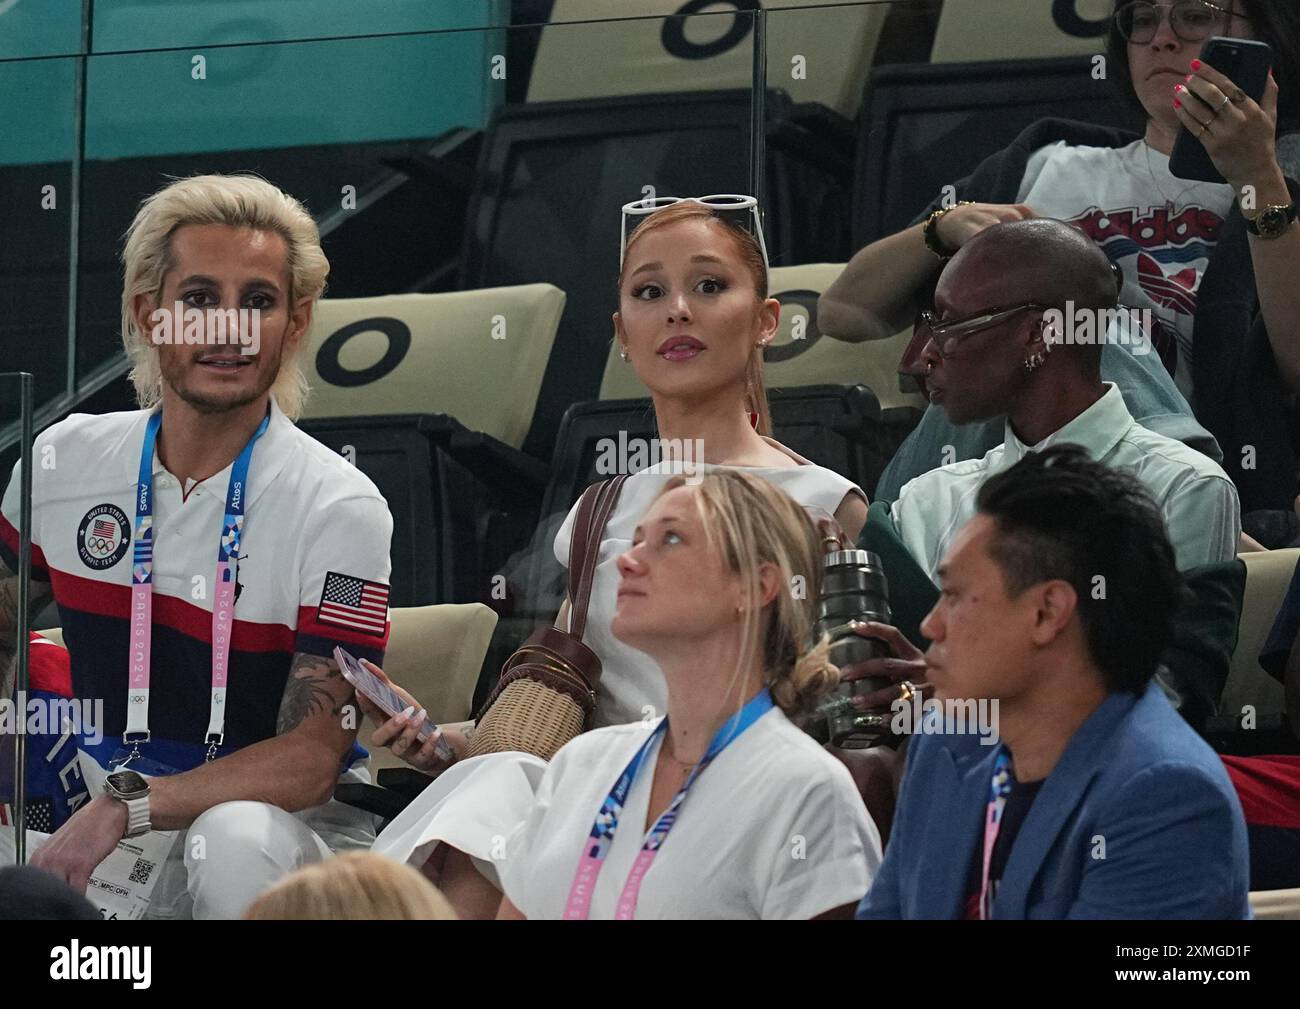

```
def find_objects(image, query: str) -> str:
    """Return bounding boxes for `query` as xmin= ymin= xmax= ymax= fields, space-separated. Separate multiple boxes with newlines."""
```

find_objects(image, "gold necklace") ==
xmin=1143 ymin=138 xmax=1217 ymax=211
xmin=662 ymin=739 xmax=701 ymax=772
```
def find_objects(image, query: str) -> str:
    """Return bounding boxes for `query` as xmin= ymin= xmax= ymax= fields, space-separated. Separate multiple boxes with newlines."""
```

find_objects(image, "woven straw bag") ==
xmin=465 ymin=475 xmax=627 ymax=761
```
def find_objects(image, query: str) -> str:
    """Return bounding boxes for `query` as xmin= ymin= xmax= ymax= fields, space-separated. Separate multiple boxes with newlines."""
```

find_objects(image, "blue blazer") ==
xmin=857 ymin=686 xmax=1250 ymax=919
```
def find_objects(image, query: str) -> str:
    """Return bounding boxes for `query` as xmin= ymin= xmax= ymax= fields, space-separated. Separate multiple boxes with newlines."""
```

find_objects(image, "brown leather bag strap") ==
xmin=565 ymin=479 xmax=607 ymax=594
xmin=566 ymin=474 xmax=628 ymax=641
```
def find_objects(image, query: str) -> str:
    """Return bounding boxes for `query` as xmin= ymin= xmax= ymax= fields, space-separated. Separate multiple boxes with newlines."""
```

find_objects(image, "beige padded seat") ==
xmin=930 ymin=0 xmax=1114 ymax=62
xmin=1220 ymin=549 xmax=1297 ymax=724
xmin=527 ymin=0 xmax=888 ymax=119
xmin=364 ymin=603 xmax=497 ymax=771
xmin=300 ymin=285 xmax=565 ymax=450
xmin=1249 ymin=887 xmax=1300 ymax=920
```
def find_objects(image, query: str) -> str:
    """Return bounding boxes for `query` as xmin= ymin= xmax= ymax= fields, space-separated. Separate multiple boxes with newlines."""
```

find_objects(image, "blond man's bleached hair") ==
xmin=119 ymin=173 xmax=329 ymax=420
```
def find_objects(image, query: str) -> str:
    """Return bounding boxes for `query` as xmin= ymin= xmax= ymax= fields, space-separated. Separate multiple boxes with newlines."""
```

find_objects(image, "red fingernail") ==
xmin=1185 ymin=74 xmax=1192 ymax=82
xmin=1191 ymin=59 xmax=1202 ymax=70
xmin=1173 ymin=99 xmax=1182 ymax=108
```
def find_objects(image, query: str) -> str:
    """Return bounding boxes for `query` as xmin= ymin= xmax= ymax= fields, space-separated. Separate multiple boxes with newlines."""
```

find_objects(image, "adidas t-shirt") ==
xmin=1017 ymin=139 xmax=1236 ymax=403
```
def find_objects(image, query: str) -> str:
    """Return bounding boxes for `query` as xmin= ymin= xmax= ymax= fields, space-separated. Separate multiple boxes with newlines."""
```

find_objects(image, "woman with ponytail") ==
xmin=494 ymin=471 xmax=880 ymax=919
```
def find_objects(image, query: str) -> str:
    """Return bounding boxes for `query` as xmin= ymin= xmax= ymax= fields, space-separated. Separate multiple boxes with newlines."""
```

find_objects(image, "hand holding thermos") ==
xmin=809 ymin=518 xmax=929 ymax=747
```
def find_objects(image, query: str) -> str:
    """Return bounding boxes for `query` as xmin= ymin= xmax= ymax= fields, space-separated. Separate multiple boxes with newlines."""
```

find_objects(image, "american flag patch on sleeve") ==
xmin=316 ymin=571 xmax=390 ymax=637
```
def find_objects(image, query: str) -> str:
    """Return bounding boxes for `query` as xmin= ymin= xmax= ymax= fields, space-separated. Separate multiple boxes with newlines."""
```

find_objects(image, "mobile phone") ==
xmin=333 ymin=645 xmax=455 ymax=763
xmin=1169 ymin=37 xmax=1272 ymax=183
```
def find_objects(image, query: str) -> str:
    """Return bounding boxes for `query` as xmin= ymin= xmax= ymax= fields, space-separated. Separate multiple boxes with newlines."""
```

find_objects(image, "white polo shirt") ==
xmin=891 ymin=383 xmax=1241 ymax=578
xmin=497 ymin=705 xmax=881 ymax=919
xmin=0 ymin=397 xmax=393 ymax=772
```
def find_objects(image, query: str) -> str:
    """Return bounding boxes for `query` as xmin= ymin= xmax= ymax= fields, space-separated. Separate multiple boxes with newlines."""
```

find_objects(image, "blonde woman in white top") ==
xmin=364 ymin=199 xmax=867 ymax=917
xmin=497 ymin=471 xmax=880 ymax=919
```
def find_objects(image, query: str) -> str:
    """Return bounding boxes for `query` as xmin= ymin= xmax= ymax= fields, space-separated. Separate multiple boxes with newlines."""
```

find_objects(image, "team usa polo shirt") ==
xmin=0 ymin=397 xmax=393 ymax=773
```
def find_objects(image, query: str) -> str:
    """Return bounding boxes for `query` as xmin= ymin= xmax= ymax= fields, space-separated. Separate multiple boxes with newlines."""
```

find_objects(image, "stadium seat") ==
xmin=930 ymin=0 xmax=1113 ymax=62
xmin=300 ymin=285 xmax=566 ymax=451
xmin=598 ymin=262 xmax=926 ymax=414
xmin=543 ymin=384 xmax=911 ymax=531
xmin=1220 ymin=549 xmax=1296 ymax=725
xmin=297 ymin=414 xmax=549 ymax=609
xmin=853 ymin=55 xmax=1140 ymax=246
xmin=363 ymin=603 xmax=497 ymax=772
xmin=526 ymin=0 xmax=888 ymax=120
xmin=1249 ymin=887 xmax=1300 ymax=921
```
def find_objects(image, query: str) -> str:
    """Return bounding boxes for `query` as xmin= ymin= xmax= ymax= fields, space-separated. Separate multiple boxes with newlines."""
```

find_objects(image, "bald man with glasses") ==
xmin=888 ymin=219 xmax=1240 ymax=581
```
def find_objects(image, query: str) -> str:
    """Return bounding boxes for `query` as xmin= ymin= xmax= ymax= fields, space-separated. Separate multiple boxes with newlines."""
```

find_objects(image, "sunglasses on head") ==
xmin=619 ymin=194 xmax=770 ymax=272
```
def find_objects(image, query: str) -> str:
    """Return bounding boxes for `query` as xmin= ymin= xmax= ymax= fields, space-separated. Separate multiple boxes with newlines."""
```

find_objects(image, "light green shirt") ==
xmin=891 ymin=384 xmax=1241 ymax=579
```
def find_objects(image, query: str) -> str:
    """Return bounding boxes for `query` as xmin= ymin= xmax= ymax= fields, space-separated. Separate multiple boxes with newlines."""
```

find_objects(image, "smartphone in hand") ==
xmin=1169 ymin=37 xmax=1272 ymax=183
xmin=333 ymin=645 xmax=456 ymax=764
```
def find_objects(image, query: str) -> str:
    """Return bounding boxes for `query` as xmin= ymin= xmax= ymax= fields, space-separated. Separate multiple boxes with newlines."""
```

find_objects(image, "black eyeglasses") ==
xmin=919 ymin=303 xmax=1054 ymax=358
xmin=1114 ymin=1 xmax=1246 ymax=45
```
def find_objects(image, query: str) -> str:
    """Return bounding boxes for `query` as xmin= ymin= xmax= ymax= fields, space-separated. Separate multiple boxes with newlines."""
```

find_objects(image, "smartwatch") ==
xmin=1245 ymin=202 xmax=1297 ymax=239
xmin=104 ymin=770 xmax=152 ymax=838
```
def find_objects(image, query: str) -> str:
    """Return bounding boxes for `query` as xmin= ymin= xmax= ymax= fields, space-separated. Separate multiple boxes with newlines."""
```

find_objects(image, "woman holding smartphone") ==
xmin=494 ymin=471 xmax=879 ymax=919
xmin=824 ymin=1 xmax=1300 ymax=526
xmin=360 ymin=197 xmax=869 ymax=916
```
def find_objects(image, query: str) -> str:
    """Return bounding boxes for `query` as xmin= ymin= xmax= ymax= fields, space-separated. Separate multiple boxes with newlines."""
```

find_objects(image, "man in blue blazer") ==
xmin=857 ymin=446 xmax=1250 ymax=919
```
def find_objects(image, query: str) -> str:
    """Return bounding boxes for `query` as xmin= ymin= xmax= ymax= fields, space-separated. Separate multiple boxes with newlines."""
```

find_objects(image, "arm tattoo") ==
xmin=275 ymin=652 xmax=349 ymax=735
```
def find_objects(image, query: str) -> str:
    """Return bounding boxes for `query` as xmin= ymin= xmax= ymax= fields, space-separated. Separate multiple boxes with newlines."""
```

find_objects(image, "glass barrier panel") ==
xmin=0 ymin=0 xmax=83 ymax=60
xmin=0 ymin=56 xmax=78 ymax=411
xmin=89 ymin=0 xmax=511 ymax=51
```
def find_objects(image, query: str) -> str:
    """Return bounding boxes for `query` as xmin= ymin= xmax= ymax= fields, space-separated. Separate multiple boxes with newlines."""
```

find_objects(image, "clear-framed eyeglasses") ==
xmin=619 ymin=193 xmax=770 ymax=272
xmin=919 ymin=303 xmax=1055 ymax=358
xmin=1113 ymin=1 xmax=1247 ymax=45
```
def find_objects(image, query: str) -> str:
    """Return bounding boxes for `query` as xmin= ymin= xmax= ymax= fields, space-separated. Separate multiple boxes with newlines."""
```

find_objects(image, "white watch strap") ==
xmin=121 ymin=794 xmax=151 ymax=837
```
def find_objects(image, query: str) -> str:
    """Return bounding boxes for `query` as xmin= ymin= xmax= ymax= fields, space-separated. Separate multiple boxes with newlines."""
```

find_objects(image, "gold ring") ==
xmin=1197 ymin=121 xmax=1213 ymax=138
xmin=899 ymin=680 xmax=916 ymax=704
xmin=1216 ymin=95 xmax=1232 ymax=113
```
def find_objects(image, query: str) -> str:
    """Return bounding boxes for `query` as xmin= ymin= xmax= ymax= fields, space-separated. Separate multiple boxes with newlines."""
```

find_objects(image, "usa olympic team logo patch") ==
xmin=76 ymin=503 xmax=131 ymax=570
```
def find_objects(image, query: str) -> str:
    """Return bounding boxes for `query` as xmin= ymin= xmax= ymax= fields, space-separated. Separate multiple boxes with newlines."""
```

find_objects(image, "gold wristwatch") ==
xmin=923 ymin=202 xmax=974 ymax=260
xmin=1244 ymin=202 xmax=1297 ymax=239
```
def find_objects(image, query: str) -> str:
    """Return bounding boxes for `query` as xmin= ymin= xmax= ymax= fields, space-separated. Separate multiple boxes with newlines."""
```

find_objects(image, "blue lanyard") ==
xmin=564 ymin=688 xmax=774 ymax=919
xmin=125 ymin=408 xmax=269 ymax=760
